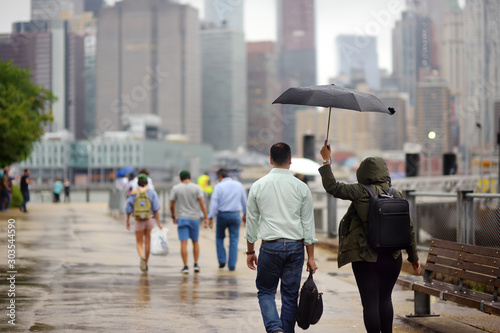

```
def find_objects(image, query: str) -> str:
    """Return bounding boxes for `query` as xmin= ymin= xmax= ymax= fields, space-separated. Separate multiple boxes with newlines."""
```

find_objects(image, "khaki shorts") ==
xmin=134 ymin=218 xmax=155 ymax=232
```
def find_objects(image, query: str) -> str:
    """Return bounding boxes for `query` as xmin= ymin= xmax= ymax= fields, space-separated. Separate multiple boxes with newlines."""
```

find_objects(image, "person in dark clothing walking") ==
xmin=319 ymin=141 xmax=421 ymax=333
xmin=20 ymin=169 xmax=30 ymax=213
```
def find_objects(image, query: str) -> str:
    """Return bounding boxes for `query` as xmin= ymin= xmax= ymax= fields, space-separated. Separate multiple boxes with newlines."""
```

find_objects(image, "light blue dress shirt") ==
xmin=208 ymin=177 xmax=247 ymax=218
xmin=245 ymin=168 xmax=317 ymax=246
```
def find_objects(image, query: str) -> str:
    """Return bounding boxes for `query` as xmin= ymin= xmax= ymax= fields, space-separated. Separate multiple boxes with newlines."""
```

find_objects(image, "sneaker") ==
xmin=140 ymin=258 xmax=147 ymax=272
xmin=219 ymin=263 xmax=226 ymax=269
xmin=194 ymin=264 xmax=200 ymax=273
xmin=181 ymin=266 xmax=189 ymax=274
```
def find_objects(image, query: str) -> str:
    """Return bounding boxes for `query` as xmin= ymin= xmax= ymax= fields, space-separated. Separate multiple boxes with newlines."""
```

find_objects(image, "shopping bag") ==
xmin=151 ymin=227 xmax=169 ymax=255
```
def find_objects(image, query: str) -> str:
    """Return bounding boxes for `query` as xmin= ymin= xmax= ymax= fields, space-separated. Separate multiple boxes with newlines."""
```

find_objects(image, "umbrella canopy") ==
xmin=289 ymin=157 xmax=321 ymax=176
xmin=273 ymin=84 xmax=395 ymax=114
xmin=273 ymin=84 xmax=395 ymax=142
xmin=116 ymin=166 xmax=135 ymax=177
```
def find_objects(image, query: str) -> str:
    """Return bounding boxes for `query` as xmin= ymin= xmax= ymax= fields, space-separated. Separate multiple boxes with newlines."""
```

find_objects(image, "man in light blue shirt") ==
xmin=208 ymin=168 xmax=247 ymax=271
xmin=245 ymin=142 xmax=318 ymax=333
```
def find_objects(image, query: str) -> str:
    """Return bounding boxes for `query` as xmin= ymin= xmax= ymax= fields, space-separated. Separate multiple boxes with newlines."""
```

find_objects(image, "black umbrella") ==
xmin=273 ymin=84 xmax=395 ymax=142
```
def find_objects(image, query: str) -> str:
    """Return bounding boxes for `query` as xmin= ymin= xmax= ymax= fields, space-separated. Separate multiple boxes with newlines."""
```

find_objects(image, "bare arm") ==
xmin=246 ymin=240 xmax=257 ymax=270
xmin=170 ymin=200 xmax=177 ymax=224
xmin=198 ymin=197 xmax=209 ymax=228
xmin=306 ymin=244 xmax=318 ymax=273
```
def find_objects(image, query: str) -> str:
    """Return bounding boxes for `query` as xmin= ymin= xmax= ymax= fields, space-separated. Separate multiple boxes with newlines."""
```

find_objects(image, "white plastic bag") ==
xmin=151 ymin=227 xmax=169 ymax=256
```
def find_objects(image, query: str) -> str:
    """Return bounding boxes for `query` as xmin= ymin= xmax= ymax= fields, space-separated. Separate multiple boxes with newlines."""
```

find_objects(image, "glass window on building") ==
xmin=111 ymin=146 xmax=114 ymax=152
xmin=104 ymin=146 xmax=107 ymax=153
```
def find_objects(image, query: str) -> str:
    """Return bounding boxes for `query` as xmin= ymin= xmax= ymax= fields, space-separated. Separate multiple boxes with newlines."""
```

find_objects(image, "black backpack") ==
xmin=363 ymin=184 xmax=412 ymax=251
xmin=296 ymin=271 xmax=323 ymax=330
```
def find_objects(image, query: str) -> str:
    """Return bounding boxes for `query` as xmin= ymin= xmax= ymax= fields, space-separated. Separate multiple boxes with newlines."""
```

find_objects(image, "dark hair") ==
xmin=179 ymin=170 xmax=191 ymax=181
xmin=270 ymin=142 xmax=291 ymax=165
xmin=24 ymin=169 xmax=29 ymax=173
xmin=138 ymin=168 xmax=149 ymax=176
xmin=138 ymin=178 xmax=148 ymax=187
xmin=217 ymin=168 xmax=229 ymax=179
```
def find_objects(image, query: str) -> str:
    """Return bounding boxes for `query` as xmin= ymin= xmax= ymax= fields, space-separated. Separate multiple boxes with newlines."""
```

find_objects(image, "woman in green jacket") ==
xmin=319 ymin=141 xmax=421 ymax=333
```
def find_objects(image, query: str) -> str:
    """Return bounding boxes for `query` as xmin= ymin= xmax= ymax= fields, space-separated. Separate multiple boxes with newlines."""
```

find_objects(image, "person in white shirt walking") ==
xmin=208 ymin=168 xmax=247 ymax=271
xmin=245 ymin=142 xmax=318 ymax=333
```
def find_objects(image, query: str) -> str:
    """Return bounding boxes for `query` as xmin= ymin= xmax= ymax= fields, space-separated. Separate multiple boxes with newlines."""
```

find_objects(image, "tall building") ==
xmin=392 ymin=10 xmax=440 ymax=107
xmin=201 ymin=27 xmax=247 ymax=151
xmin=416 ymin=75 xmax=451 ymax=156
xmin=336 ymin=35 xmax=380 ymax=91
xmin=377 ymin=92 xmax=409 ymax=150
xmin=247 ymin=41 xmax=280 ymax=154
xmin=8 ymin=20 xmax=82 ymax=135
xmin=463 ymin=0 xmax=500 ymax=149
xmin=204 ymin=0 xmax=244 ymax=31
xmin=95 ymin=0 xmax=202 ymax=143
xmin=277 ymin=0 xmax=317 ymax=150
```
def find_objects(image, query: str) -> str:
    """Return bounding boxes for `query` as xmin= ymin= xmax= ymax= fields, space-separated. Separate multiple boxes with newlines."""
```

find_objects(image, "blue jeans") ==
xmin=216 ymin=211 xmax=241 ymax=270
xmin=0 ymin=188 xmax=11 ymax=211
xmin=256 ymin=241 xmax=304 ymax=333
xmin=21 ymin=190 xmax=30 ymax=212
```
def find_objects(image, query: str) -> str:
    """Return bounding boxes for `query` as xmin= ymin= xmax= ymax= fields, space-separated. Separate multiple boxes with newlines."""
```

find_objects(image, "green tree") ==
xmin=0 ymin=60 xmax=55 ymax=167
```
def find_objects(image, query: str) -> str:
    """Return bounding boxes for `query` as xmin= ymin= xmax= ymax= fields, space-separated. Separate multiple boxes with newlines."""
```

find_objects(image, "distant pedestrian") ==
xmin=130 ymin=169 xmax=155 ymax=191
xmin=208 ymin=168 xmax=247 ymax=271
xmin=64 ymin=179 xmax=71 ymax=202
xmin=53 ymin=179 xmax=63 ymax=203
xmin=20 ymin=169 xmax=30 ymax=213
xmin=169 ymin=170 xmax=209 ymax=274
xmin=245 ymin=142 xmax=318 ymax=333
xmin=125 ymin=173 xmax=162 ymax=272
xmin=319 ymin=141 xmax=421 ymax=333
xmin=0 ymin=167 xmax=11 ymax=211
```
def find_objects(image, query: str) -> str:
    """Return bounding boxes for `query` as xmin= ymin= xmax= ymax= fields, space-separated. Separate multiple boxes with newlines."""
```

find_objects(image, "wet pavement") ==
xmin=1 ymin=203 xmax=499 ymax=332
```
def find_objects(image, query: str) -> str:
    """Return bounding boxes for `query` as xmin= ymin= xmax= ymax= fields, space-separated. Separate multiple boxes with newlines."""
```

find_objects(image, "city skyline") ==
xmin=0 ymin=0 xmax=438 ymax=86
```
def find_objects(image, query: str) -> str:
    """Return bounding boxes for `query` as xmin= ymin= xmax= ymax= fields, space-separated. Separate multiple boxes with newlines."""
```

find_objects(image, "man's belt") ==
xmin=262 ymin=238 xmax=303 ymax=244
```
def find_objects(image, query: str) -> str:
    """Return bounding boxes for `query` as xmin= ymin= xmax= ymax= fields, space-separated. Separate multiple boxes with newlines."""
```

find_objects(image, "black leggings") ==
xmin=352 ymin=253 xmax=402 ymax=333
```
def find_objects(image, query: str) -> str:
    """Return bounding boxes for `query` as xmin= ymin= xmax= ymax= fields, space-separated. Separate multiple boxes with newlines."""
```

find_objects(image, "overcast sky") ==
xmin=0 ymin=0 xmax=463 ymax=84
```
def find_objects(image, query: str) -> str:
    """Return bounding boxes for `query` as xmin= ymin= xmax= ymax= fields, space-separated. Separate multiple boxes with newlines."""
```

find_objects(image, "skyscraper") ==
xmin=95 ymin=0 xmax=201 ymax=143
xmin=201 ymin=27 xmax=247 ymax=151
xmin=277 ymin=0 xmax=317 ymax=150
xmin=377 ymin=92 xmax=409 ymax=150
xmin=8 ymin=20 xmax=81 ymax=135
xmin=463 ymin=0 xmax=500 ymax=149
xmin=247 ymin=41 xmax=280 ymax=154
xmin=416 ymin=75 xmax=451 ymax=156
xmin=336 ymin=35 xmax=380 ymax=91
xmin=392 ymin=10 xmax=440 ymax=107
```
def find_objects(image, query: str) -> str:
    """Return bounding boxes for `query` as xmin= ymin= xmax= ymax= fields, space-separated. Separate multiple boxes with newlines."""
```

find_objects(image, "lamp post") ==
xmin=427 ymin=131 xmax=436 ymax=177
xmin=87 ymin=143 xmax=92 ymax=184
xmin=476 ymin=123 xmax=483 ymax=192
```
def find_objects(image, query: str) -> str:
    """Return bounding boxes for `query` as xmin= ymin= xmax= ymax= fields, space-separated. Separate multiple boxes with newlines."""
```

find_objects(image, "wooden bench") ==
xmin=397 ymin=238 xmax=500 ymax=317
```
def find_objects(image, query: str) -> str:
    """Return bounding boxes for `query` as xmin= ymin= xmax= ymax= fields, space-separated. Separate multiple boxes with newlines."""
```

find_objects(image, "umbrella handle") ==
xmin=326 ymin=107 xmax=332 ymax=143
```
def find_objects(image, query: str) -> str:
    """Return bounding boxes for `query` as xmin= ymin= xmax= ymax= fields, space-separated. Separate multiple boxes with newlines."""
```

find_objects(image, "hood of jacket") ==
xmin=356 ymin=157 xmax=391 ymax=186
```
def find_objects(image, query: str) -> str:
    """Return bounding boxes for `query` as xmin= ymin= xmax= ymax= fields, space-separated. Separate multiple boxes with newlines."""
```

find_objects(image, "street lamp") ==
xmin=476 ymin=123 xmax=483 ymax=192
xmin=427 ymin=131 xmax=436 ymax=177
xmin=87 ymin=143 xmax=92 ymax=184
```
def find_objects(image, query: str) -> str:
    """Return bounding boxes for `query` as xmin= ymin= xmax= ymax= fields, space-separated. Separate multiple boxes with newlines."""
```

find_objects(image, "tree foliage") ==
xmin=0 ymin=60 xmax=55 ymax=167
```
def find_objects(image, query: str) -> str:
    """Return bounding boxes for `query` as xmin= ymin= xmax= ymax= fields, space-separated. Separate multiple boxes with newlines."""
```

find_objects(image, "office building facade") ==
xmin=96 ymin=0 xmax=201 ymax=143
xmin=201 ymin=28 xmax=247 ymax=151
xmin=247 ymin=41 xmax=280 ymax=154
xmin=277 ymin=0 xmax=317 ymax=150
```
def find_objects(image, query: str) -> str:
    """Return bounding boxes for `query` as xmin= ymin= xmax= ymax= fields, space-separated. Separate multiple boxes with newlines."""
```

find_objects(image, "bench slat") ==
xmin=430 ymin=239 xmax=500 ymax=259
xmin=425 ymin=262 xmax=500 ymax=288
xmin=428 ymin=247 xmax=500 ymax=268
xmin=427 ymin=253 xmax=500 ymax=277
xmin=412 ymin=280 xmax=498 ymax=304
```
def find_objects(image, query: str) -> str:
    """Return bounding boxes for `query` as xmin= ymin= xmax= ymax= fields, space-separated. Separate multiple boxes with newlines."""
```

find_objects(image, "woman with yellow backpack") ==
xmin=125 ymin=173 xmax=162 ymax=272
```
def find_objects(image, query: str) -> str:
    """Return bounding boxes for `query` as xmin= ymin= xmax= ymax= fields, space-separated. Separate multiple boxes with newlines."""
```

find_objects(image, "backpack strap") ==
xmin=388 ymin=187 xmax=397 ymax=197
xmin=363 ymin=184 xmax=376 ymax=197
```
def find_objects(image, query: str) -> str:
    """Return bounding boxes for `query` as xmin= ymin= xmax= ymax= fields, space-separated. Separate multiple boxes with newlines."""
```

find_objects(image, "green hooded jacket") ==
xmin=319 ymin=157 xmax=419 ymax=268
